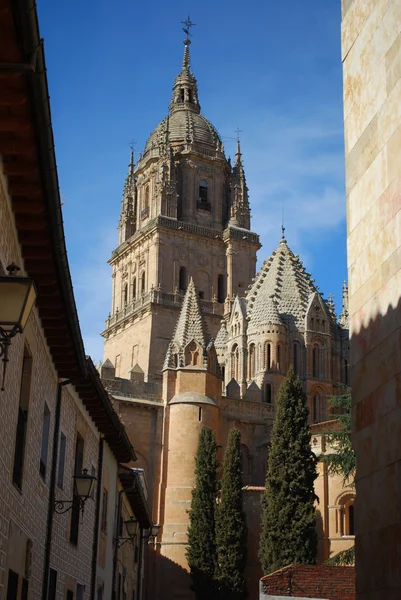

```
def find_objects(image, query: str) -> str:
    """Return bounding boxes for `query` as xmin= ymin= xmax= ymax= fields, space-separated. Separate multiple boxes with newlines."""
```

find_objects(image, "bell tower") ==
xmin=102 ymin=26 xmax=260 ymax=386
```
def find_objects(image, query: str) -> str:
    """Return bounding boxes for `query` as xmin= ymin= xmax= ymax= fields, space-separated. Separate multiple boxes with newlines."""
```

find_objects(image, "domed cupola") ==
xmin=143 ymin=28 xmax=222 ymax=155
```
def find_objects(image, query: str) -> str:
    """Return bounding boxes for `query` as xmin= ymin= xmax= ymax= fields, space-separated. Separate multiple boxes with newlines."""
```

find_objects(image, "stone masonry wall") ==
xmin=342 ymin=1 xmax=401 ymax=598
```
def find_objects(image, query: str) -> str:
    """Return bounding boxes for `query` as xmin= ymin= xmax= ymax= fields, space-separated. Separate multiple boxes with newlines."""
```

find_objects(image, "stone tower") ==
xmin=102 ymin=33 xmax=260 ymax=384
xmin=160 ymin=279 xmax=221 ymax=589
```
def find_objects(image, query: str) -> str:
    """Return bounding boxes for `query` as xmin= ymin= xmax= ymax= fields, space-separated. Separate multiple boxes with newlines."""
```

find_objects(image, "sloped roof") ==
xmin=170 ymin=278 xmax=211 ymax=349
xmin=247 ymin=237 xmax=317 ymax=332
xmin=215 ymin=319 xmax=228 ymax=349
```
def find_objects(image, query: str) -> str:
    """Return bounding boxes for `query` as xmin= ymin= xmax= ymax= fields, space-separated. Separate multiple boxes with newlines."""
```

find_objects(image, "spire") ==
xmin=118 ymin=150 xmax=137 ymax=245
xmin=171 ymin=278 xmax=210 ymax=349
xmin=229 ymin=130 xmax=250 ymax=229
xmin=169 ymin=17 xmax=200 ymax=114
xmin=339 ymin=281 xmax=349 ymax=328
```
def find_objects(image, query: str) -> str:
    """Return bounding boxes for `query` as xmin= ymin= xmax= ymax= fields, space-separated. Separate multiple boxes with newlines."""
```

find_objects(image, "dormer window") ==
xmin=197 ymin=180 xmax=211 ymax=212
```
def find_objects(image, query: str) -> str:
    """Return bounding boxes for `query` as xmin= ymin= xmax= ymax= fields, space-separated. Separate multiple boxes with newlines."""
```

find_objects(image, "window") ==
xmin=277 ymin=344 xmax=281 ymax=370
xmin=57 ymin=432 xmax=66 ymax=488
xmin=263 ymin=383 xmax=272 ymax=404
xmin=115 ymin=354 xmax=121 ymax=378
xmin=141 ymin=272 xmax=146 ymax=294
xmin=313 ymin=394 xmax=320 ymax=423
xmin=249 ymin=344 xmax=256 ymax=379
xmin=179 ymin=266 xmax=187 ymax=292
xmin=12 ymin=345 xmax=32 ymax=489
xmin=265 ymin=343 xmax=271 ymax=370
xmin=197 ymin=180 xmax=210 ymax=211
xmin=199 ymin=180 xmax=208 ymax=202
xmin=40 ymin=403 xmax=51 ymax=480
xmin=339 ymin=495 xmax=355 ymax=536
xmin=231 ymin=344 xmax=239 ymax=380
xmin=144 ymin=186 xmax=149 ymax=209
xmin=123 ymin=283 xmax=128 ymax=306
xmin=198 ymin=290 xmax=204 ymax=300
xmin=217 ymin=274 xmax=225 ymax=304
xmin=70 ymin=433 xmax=84 ymax=545
xmin=348 ymin=503 xmax=355 ymax=535
xmin=97 ymin=585 xmax=104 ymax=600
xmin=132 ymin=277 xmax=137 ymax=300
xmin=76 ymin=583 xmax=85 ymax=600
xmin=49 ymin=569 xmax=57 ymax=600
xmin=7 ymin=570 xmax=19 ymax=600
xmin=101 ymin=488 xmax=108 ymax=533
xmin=198 ymin=407 xmax=202 ymax=422
xmin=312 ymin=345 xmax=318 ymax=378
xmin=66 ymin=591 xmax=74 ymax=600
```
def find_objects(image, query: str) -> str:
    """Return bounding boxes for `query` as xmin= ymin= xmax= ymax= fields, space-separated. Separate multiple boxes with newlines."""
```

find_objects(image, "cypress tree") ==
xmin=259 ymin=366 xmax=318 ymax=574
xmin=215 ymin=429 xmax=247 ymax=600
xmin=186 ymin=426 xmax=218 ymax=600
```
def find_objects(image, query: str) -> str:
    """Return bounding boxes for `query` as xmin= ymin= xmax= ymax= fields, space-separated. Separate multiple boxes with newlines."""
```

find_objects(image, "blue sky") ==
xmin=37 ymin=0 xmax=346 ymax=363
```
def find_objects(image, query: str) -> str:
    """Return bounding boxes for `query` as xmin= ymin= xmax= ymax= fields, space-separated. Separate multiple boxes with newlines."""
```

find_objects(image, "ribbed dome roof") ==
xmin=246 ymin=238 xmax=318 ymax=333
xmin=144 ymin=112 xmax=221 ymax=154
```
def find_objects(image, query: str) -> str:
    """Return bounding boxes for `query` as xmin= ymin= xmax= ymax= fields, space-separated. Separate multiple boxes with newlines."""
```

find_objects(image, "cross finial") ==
xmin=235 ymin=127 xmax=243 ymax=142
xmin=281 ymin=224 xmax=286 ymax=239
xmin=181 ymin=16 xmax=196 ymax=44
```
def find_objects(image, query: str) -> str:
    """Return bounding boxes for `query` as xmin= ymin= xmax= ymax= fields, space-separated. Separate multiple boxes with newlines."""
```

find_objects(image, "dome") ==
xmin=144 ymin=112 xmax=221 ymax=155
xmin=169 ymin=391 xmax=217 ymax=406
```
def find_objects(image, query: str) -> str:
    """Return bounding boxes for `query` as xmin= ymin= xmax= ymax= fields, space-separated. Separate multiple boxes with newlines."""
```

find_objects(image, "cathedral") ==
xmin=100 ymin=28 xmax=353 ymax=600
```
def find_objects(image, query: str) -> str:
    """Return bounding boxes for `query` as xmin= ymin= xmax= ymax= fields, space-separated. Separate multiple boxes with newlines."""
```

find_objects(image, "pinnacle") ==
xmin=170 ymin=278 xmax=210 ymax=349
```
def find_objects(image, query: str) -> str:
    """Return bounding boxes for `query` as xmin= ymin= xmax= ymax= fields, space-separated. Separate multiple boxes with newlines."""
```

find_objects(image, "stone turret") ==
xmin=118 ymin=151 xmax=137 ymax=245
xmin=229 ymin=137 xmax=250 ymax=229
xmin=160 ymin=278 xmax=221 ymax=582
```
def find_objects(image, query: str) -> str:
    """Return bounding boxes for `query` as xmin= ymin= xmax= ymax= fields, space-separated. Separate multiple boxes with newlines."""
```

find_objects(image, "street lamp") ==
xmin=0 ymin=263 xmax=38 ymax=390
xmin=115 ymin=516 xmax=139 ymax=548
xmin=54 ymin=468 xmax=97 ymax=516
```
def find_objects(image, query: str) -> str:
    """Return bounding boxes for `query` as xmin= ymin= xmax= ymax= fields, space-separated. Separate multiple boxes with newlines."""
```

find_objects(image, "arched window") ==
xmin=266 ymin=343 xmax=271 ymax=370
xmin=344 ymin=359 xmax=349 ymax=386
xmin=217 ymin=274 xmax=225 ymax=304
xmin=132 ymin=277 xmax=137 ymax=300
xmin=348 ymin=503 xmax=355 ymax=536
xmin=277 ymin=344 xmax=281 ymax=370
xmin=293 ymin=342 xmax=299 ymax=376
xmin=313 ymin=394 xmax=320 ymax=423
xmin=179 ymin=266 xmax=187 ymax=292
xmin=231 ymin=344 xmax=239 ymax=380
xmin=312 ymin=345 xmax=318 ymax=378
xmin=338 ymin=495 xmax=355 ymax=536
xmin=144 ymin=185 xmax=149 ymax=209
xmin=263 ymin=383 xmax=272 ymax=404
xmin=249 ymin=344 xmax=256 ymax=379
xmin=123 ymin=283 xmax=128 ymax=306
xmin=141 ymin=272 xmax=146 ymax=294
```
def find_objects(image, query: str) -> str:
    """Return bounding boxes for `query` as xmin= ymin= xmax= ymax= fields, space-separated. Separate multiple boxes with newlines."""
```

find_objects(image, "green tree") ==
xmin=323 ymin=391 xmax=355 ymax=566
xmin=323 ymin=392 xmax=355 ymax=486
xmin=259 ymin=366 xmax=318 ymax=574
xmin=186 ymin=426 xmax=218 ymax=600
xmin=215 ymin=429 xmax=247 ymax=600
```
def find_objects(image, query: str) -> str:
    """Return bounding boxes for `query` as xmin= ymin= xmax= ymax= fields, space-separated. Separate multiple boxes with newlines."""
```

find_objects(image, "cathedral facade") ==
xmin=100 ymin=31 xmax=353 ymax=600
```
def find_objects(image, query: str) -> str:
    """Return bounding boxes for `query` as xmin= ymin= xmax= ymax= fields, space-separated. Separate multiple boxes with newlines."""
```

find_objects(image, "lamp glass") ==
xmin=0 ymin=278 xmax=37 ymax=332
xmin=124 ymin=517 xmax=139 ymax=538
xmin=74 ymin=469 xmax=96 ymax=500
xmin=150 ymin=524 xmax=160 ymax=538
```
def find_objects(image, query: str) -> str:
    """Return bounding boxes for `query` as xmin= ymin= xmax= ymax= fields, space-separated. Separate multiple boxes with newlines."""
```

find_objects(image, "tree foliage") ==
xmin=215 ymin=429 xmax=247 ymax=600
xmin=259 ymin=366 xmax=318 ymax=574
xmin=323 ymin=392 xmax=355 ymax=486
xmin=323 ymin=391 xmax=355 ymax=566
xmin=186 ymin=426 xmax=218 ymax=600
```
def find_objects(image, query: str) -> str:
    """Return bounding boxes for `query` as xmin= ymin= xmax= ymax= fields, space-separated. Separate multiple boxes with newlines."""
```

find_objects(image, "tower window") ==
xmin=141 ymin=272 xmax=146 ymax=294
xmin=197 ymin=180 xmax=210 ymax=211
xmin=263 ymin=383 xmax=272 ymax=404
xmin=277 ymin=344 xmax=281 ymax=370
xmin=312 ymin=345 xmax=318 ymax=378
xmin=180 ymin=88 xmax=185 ymax=102
xmin=217 ymin=274 xmax=225 ymax=304
xmin=132 ymin=277 xmax=137 ymax=300
xmin=266 ymin=343 xmax=271 ymax=370
xmin=249 ymin=344 xmax=256 ymax=379
xmin=231 ymin=344 xmax=239 ymax=380
xmin=123 ymin=283 xmax=128 ymax=306
xmin=179 ymin=266 xmax=187 ymax=292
